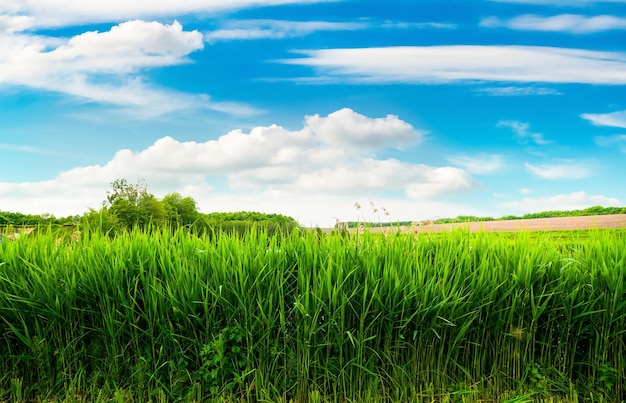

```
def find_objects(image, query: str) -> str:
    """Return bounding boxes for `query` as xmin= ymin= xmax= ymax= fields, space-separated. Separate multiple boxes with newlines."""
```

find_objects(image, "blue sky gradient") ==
xmin=1 ymin=0 xmax=625 ymax=226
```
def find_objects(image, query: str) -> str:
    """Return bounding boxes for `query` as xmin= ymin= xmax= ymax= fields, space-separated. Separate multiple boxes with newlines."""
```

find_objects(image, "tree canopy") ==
xmin=79 ymin=179 xmax=298 ymax=235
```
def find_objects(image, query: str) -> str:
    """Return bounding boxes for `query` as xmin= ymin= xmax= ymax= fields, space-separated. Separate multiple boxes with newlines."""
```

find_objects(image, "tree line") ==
xmin=338 ymin=205 xmax=626 ymax=228
xmin=1 ymin=179 xmax=298 ymax=236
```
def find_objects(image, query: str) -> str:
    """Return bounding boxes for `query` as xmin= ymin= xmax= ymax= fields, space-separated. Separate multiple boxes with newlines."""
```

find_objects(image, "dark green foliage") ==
xmin=199 ymin=326 xmax=250 ymax=396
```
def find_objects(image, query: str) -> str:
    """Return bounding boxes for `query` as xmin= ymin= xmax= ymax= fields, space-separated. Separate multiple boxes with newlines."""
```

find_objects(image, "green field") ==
xmin=0 ymin=227 xmax=624 ymax=402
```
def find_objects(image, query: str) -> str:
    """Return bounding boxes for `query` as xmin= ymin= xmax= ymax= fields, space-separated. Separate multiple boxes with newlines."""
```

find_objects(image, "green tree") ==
xmin=105 ymin=179 xmax=166 ymax=230
xmin=162 ymin=192 xmax=199 ymax=226
xmin=81 ymin=208 xmax=120 ymax=235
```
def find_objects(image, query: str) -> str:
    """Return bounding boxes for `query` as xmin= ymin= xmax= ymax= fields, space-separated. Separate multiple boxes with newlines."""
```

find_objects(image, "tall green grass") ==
xmin=0 ymin=227 xmax=624 ymax=401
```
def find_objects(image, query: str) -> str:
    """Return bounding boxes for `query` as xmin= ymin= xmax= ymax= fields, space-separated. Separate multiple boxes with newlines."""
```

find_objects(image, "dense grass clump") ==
xmin=0 ymin=228 xmax=624 ymax=402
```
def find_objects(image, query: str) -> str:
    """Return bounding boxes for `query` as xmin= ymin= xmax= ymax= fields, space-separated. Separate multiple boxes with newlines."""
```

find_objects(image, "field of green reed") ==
xmin=0 ymin=228 xmax=625 ymax=402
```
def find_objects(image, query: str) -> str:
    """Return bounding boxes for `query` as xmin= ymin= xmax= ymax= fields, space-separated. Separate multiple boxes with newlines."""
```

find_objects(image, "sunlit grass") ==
xmin=0 ymin=227 xmax=624 ymax=401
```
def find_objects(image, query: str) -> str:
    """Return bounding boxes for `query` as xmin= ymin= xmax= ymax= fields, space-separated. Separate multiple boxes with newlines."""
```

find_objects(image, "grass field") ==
xmin=0 ymin=227 xmax=624 ymax=402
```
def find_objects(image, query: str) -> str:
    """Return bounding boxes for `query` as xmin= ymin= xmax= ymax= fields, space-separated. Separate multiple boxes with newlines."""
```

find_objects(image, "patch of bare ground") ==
xmin=410 ymin=214 xmax=626 ymax=233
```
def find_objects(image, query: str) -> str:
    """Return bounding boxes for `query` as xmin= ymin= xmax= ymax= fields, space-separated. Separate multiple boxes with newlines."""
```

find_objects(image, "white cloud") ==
xmin=594 ymin=134 xmax=626 ymax=152
xmin=498 ymin=191 xmax=621 ymax=214
xmin=204 ymin=19 xmax=455 ymax=43
xmin=448 ymin=154 xmax=504 ymax=174
xmin=405 ymin=167 xmax=478 ymax=199
xmin=381 ymin=21 xmax=456 ymax=29
xmin=481 ymin=14 xmax=626 ymax=33
xmin=525 ymin=162 xmax=591 ymax=179
xmin=304 ymin=108 xmax=422 ymax=150
xmin=520 ymin=188 xmax=533 ymax=194
xmin=0 ymin=14 xmax=33 ymax=32
xmin=476 ymin=86 xmax=562 ymax=96
xmin=1 ymin=0 xmax=331 ymax=30
xmin=0 ymin=109 xmax=479 ymax=226
xmin=0 ymin=143 xmax=68 ymax=156
xmin=282 ymin=45 xmax=626 ymax=85
xmin=0 ymin=20 xmax=258 ymax=116
xmin=205 ymin=19 xmax=364 ymax=42
xmin=497 ymin=121 xmax=550 ymax=145
xmin=582 ymin=110 xmax=626 ymax=128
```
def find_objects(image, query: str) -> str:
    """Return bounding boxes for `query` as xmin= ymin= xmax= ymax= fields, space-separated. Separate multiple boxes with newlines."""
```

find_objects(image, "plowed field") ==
xmin=411 ymin=214 xmax=626 ymax=233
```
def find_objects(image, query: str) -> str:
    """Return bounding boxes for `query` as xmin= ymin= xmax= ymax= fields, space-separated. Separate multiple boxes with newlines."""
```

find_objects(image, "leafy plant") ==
xmin=590 ymin=362 xmax=619 ymax=395
xmin=199 ymin=326 xmax=250 ymax=396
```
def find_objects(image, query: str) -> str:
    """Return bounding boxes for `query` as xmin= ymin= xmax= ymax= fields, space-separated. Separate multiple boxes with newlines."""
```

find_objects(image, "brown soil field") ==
xmin=409 ymin=214 xmax=626 ymax=233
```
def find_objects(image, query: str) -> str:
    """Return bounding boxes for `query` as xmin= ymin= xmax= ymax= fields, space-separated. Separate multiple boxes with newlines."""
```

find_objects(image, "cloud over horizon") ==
xmin=0 ymin=109 xmax=479 ymax=225
xmin=498 ymin=191 xmax=621 ymax=214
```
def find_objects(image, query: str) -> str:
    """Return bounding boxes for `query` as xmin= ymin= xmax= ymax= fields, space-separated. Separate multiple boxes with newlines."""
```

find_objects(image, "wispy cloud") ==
xmin=205 ymin=19 xmax=366 ymax=42
xmin=582 ymin=110 xmax=626 ymax=128
xmin=380 ymin=21 xmax=456 ymax=29
xmin=525 ymin=162 xmax=591 ymax=179
xmin=476 ymin=86 xmax=562 ymax=96
xmin=282 ymin=46 xmax=626 ymax=84
xmin=481 ymin=14 xmax=626 ymax=33
xmin=498 ymin=121 xmax=550 ymax=145
xmin=448 ymin=154 xmax=504 ymax=174
xmin=205 ymin=19 xmax=455 ymax=42
xmin=1 ymin=0 xmax=332 ymax=30
xmin=594 ymin=134 xmax=626 ymax=152
xmin=0 ymin=143 xmax=65 ymax=155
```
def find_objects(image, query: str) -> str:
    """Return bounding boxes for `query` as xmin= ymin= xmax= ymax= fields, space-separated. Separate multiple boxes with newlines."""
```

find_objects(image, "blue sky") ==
xmin=1 ymin=0 xmax=625 ymax=226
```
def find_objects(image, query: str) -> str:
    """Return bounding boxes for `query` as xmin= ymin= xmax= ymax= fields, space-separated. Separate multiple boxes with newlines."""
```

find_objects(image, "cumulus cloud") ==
xmin=0 ymin=20 xmax=258 ymax=116
xmin=447 ymin=154 xmax=505 ymax=174
xmin=498 ymin=191 xmax=621 ymax=214
xmin=0 ymin=109 xmax=479 ymax=225
xmin=525 ymin=162 xmax=591 ymax=179
xmin=205 ymin=19 xmax=365 ymax=42
xmin=304 ymin=108 xmax=422 ymax=150
xmin=582 ymin=110 xmax=626 ymax=128
xmin=282 ymin=45 xmax=626 ymax=85
xmin=405 ymin=167 xmax=478 ymax=199
xmin=481 ymin=14 xmax=626 ymax=34
xmin=0 ymin=15 xmax=33 ymax=32
xmin=498 ymin=121 xmax=550 ymax=145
